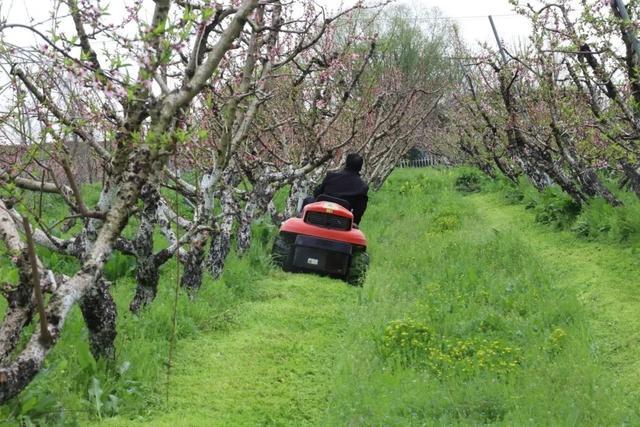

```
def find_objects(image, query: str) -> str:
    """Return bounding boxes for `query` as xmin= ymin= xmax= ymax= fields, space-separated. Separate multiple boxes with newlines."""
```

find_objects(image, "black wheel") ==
xmin=272 ymin=232 xmax=295 ymax=270
xmin=346 ymin=249 xmax=369 ymax=286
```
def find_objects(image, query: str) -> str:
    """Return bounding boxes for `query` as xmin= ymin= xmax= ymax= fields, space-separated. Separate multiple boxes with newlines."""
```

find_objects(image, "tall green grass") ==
xmin=0 ymin=225 xmax=274 ymax=426
xmin=322 ymin=168 xmax=638 ymax=425
xmin=483 ymin=172 xmax=640 ymax=245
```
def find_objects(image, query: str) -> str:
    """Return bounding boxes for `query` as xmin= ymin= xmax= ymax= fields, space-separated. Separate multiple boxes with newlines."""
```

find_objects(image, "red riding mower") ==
xmin=272 ymin=195 xmax=369 ymax=286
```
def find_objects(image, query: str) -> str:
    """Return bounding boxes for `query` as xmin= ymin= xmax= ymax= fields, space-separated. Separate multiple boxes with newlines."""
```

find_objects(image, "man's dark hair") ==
xmin=345 ymin=153 xmax=363 ymax=173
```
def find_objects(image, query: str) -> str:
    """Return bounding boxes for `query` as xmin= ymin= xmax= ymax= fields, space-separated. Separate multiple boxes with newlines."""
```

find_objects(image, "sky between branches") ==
xmin=318 ymin=0 xmax=532 ymax=46
xmin=2 ymin=0 xmax=531 ymax=47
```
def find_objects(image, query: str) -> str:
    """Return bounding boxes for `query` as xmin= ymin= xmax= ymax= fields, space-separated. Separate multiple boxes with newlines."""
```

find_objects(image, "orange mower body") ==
xmin=272 ymin=198 xmax=369 ymax=285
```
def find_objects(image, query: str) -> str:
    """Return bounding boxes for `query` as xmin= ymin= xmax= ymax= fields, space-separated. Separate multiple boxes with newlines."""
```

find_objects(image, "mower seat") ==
xmin=315 ymin=194 xmax=351 ymax=211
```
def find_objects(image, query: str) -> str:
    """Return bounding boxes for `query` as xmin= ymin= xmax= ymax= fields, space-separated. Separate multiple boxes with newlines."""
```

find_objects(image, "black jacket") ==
xmin=314 ymin=169 xmax=369 ymax=224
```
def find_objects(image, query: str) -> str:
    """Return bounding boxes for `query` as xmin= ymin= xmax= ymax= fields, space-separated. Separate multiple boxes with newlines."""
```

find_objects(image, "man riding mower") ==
xmin=272 ymin=154 xmax=370 ymax=286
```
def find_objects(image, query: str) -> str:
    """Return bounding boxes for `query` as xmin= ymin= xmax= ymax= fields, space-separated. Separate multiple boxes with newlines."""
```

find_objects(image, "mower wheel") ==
xmin=272 ymin=232 xmax=295 ymax=270
xmin=346 ymin=250 xmax=369 ymax=286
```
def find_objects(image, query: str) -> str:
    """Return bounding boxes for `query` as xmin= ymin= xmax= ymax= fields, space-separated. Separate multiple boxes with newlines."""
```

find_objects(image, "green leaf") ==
xmin=20 ymin=396 xmax=38 ymax=415
xmin=88 ymin=377 xmax=104 ymax=419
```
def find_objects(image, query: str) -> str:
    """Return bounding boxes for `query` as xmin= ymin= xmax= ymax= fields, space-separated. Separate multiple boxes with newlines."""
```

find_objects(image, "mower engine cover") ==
xmin=281 ymin=201 xmax=367 ymax=247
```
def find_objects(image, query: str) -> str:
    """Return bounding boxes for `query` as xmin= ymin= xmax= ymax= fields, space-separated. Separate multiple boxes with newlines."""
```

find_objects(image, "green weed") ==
xmin=486 ymin=170 xmax=640 ymax=244
xmin=431 ymin=212 xmax=460 ymax=232
xmin=454 ymin=169 xmax=485 ymax=193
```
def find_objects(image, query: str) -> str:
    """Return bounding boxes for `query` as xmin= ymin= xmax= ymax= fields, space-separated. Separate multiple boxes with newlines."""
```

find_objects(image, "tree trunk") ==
xmin=206 ymin=208 xmax=233 ymax=280
xmin=285 ymin=174 xmax=317 ymax=218
xmin=0 ymin=199 xmax=60 ymax=365
xmin=130 ymin=184 xmax=161 ymax=313
xmin=206 ymin=171 xmax=239 ymax=279
xmin=549 ymin=116 xmax=620 ymax=205
xmin=237 ymin=179 xmax=276 ymax=254
xmin=0 ymin=145 xmax=154 ymax=402
xmin=180 ymin=234 xmax=207 ymax=295
xmin=236 ymin=200 xmax=255 ymax=255
xmin=79 ymin=276 xmax=117 ymax=360
xmin=492 ymin=154 xmax=519 ymax=183
xmin=576 ymin=167 xmax=620 ymax=205
xmin=130 ymin=257 xmax=161 ymax=314
xmin=267 ymin=199 xmax=285 ymax=227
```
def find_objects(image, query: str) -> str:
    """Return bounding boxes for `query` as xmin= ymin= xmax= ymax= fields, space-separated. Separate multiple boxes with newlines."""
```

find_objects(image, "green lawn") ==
xmin=3 ymin=168 xmax=639 ymax=426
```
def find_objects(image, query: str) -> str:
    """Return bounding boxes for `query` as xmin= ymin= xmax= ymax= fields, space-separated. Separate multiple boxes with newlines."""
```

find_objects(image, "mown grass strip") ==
xmin=469 ymin=191 xmax=640 ymax=403
xmin=96 ymin=274 xmax=355 ymax=427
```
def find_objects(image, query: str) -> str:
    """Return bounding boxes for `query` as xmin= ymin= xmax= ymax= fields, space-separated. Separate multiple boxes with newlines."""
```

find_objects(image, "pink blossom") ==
xmin=594 ymin=159 xmax=609 ymax=169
